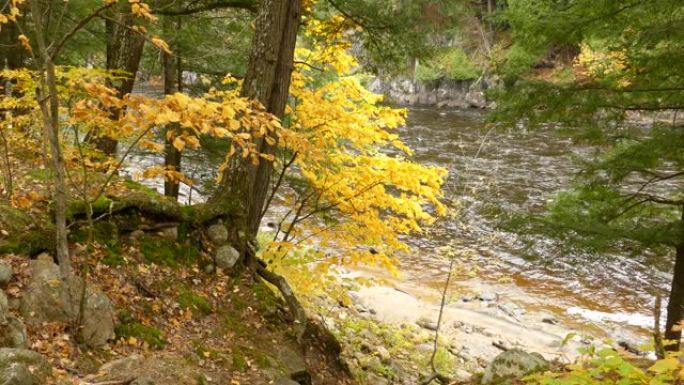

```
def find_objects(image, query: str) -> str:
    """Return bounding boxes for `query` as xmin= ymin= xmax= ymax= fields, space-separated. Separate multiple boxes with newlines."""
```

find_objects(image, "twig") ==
xmin=421 ymin=256 xmax=455 ymax=385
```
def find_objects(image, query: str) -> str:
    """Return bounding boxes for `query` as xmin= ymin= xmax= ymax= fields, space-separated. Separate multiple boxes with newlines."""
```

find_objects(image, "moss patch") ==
xmin=178 ymin=289 xmax=212 ymax=316
xmin=138 ymin=235 xmax=199 ymax=267
xmin=115 ymin=322 xmax=166 ymax=349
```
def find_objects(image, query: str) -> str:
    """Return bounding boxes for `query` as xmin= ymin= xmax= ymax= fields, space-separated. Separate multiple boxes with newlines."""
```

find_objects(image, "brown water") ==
xmin=390 ymin=108 xmax=671 ymax=335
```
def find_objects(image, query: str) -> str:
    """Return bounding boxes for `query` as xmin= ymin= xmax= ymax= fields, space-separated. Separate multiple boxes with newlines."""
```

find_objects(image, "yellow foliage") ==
xmin=0 ymin=67 xmax=279 ymax=202
xmin=263 ymin=18 xmax=447 ymax=295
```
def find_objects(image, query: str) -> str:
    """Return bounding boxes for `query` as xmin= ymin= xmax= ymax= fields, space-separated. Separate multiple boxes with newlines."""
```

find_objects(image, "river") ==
xmin=348 ymin=107 xmax=671 ymax=359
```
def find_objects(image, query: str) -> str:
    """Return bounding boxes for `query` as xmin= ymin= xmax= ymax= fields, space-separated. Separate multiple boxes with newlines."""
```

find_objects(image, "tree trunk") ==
xmin=212 ymin=0 xmax=302 ymax=248
xmin=95 ymin=7 xmax=146 ymax=155
xmin=163 ymin=17 xmax=182 ymax=199
xmin=30 ymin=1 xmax=72 ymax=277
xmin=665 ymin=240 xmax=684 ymax=351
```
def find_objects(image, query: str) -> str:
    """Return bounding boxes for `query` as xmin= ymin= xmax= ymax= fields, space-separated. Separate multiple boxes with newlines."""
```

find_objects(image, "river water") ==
xmin=378 ymin=108 xmax=671 ymax=341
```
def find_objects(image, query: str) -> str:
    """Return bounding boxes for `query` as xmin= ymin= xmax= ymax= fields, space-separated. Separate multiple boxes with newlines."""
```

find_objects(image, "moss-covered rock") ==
xmin=0 ymin=203 xmax=53 ymax=256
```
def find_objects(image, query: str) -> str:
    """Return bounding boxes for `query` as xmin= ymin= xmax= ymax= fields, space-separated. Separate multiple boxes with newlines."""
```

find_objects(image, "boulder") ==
xmin=0 ymin=262 xmax=12 ymax=285
xmin=206 ymin=224 xmax=228 ymax=245
xmin=376 ymin=346 xmax=391 ymax=363
xmin=79 ymin=290 xmax=116 ymax=348
xmin=481 ymin=349 xmax=549 ymax=385
xmin=277 ymin=347 xmax=309 ymax=384
xmin=0 ymin=348 xmax=51 ymax=385
xmin=20 ymin=258 xmax=115 ymax=348
xmin=0 ymin=316 xmax=27 ymax=349
xmin=97 ymin=355 xmax=144 ymax=378
xmin=215 ymin=245 xmax=240 ymax=270
xmin=478 ymin=292 xmax=498 ymax=302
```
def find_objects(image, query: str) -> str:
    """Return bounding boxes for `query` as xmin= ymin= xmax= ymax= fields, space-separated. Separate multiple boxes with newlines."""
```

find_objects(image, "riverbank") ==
xmin=368 ymin=77 xmax=494 ymax=109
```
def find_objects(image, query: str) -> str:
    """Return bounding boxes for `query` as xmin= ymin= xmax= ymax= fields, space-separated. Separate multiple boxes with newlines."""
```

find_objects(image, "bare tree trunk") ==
xmin=30 ymin=0 xmax=72 ymax=277
xmin=163 ymin=17 xmax=182 ymax=199
xmin=665 ymin=209 xmax=684 ymax=351
xmin=94 ymin=6 xmax=146 ymax=155
xmin=213 ymin=0 xmax=302 ymax=249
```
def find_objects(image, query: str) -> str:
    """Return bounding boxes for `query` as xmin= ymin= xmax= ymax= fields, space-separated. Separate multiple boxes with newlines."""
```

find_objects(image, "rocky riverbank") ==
xmin=368 ymin=77 xmax=496 ymax=109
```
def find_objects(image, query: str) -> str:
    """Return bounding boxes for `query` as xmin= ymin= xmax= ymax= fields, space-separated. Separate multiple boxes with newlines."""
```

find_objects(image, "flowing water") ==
xmin=379 ymin=108 xmax=671 ymax=341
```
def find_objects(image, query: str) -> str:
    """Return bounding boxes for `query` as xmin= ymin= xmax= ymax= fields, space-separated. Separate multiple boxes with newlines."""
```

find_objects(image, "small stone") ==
xmin=541 ymin=317 xmax=558 ymax=325
xmin=376 ymin=346 xmax=391 ymax=363
xmin=454 ymin=368 xmax=472 ymax=382
xmin=481 ymin=349 xmax=549 ymax=385
xmin=415 ymin=343 xmax=433 ymax=353
xmin=0 ymin=316 xmax=28 ymax=348
xmin=498 ymin=302 xmax=525 ymax=318
xmin=478 ymin=292 xmax=498 ymax=302
xmin=158 ymin=226 xmax=177 ymax=241
xmin=207 ymin=224 xmax=229 ymax=245
xmin=417 ymin=318 xmax=438 ymax=331
xmin=0 ymin=262 xmax=12 ymax=285
xmin=215 ymin=245 xmax=240 ymax=270
xmin=203 ymin=264 xmax=215 ymax=274
xmin=129 ymin=230 xmax=145 ymax=240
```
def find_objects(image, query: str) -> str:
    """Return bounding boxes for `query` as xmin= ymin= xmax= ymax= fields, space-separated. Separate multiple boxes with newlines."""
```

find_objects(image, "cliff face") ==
xmin=369 ymin=77 xmax=497 ymax=109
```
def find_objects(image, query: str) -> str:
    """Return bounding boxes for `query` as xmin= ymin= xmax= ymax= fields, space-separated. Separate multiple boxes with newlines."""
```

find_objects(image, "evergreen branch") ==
xmin=155 ymin=0 xmax=257 ymax=15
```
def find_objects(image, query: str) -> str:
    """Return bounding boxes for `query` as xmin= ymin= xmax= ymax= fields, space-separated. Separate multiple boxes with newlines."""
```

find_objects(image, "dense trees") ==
xmin=494 ymin=0 xmax=684 ymax=351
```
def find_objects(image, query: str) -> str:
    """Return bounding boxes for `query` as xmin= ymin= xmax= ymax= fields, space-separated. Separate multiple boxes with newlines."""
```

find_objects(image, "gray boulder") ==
xmin=0 ymin=348 xmax=51 ymax=385
xmin=481 ymin=349 xmax=549 ymax=384
xmin=0 ymin=262 xmax=12 ymax=285
xmin=215 ymin=245 xmax=240 ymax=270
xmin=0 ymin=316 xmax=28 ymax=349
xmin=277 ymin=347 xmax=309 ymax=383
xmin=20 ymin=258 xmax=115 ymax=348
xmin=207 ymin=224 xmax=228 ymax=245
xmin=79 ymin=290 xmax=116 ymax=348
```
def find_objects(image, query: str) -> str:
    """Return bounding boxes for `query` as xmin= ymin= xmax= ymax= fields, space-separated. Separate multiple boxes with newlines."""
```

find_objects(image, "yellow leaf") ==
xmin=173 ymin=137 xmax=185 ymax=152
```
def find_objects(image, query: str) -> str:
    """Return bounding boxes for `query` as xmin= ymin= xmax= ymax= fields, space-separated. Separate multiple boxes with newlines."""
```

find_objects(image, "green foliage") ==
xmin=232 ymin=346 xmax=248 ymax=372
xmin=527 ymin=348 xmax=684 ymax=385
xmin=178 ymin=289 xmax=212 ymax=316
xmin=115 ymin=321 xmax=167 ymax=349
xmin=416 ymin=48 xmax=480 ymax=81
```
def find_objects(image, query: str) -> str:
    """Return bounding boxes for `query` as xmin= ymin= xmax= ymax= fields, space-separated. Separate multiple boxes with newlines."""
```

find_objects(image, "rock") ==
xmin=454 ymin=368 xmax=473 ymax=382
xmin=158 ymin=226 xmax=177 ymax=241
xmin=498 ymin=302 xmax=525 ymax=318
xmin=0 ymin=262 xmax=12 ymax=285
xmin=0 ymin=348 xmax=51 ymax=385
xmin=358 ymin=355 xmax=382 ymax=372
xmin=277 ymin=347 xmax=309 ymax=384
xmin=481 ymin=349 xmax=549 ymax=385
xmin=415 ymin=343 xmax=433 ymax=353
xmin=365 ymin=373 xmax=389 ymax=385
xmin=376 ymin=346 xmax=391 ymax=363
xmin=97 ymin=355 xmax=144 ymax=379
xmin=129 ymin=230 xmax=145 ymax=240
xmin=478 ymin=292 xmax=498 ymax=302
xmin=203 ymin=264 xmax=215 ymax=274
xmin=417 ymin=318 xmax=438 ymax=331
xmin=215 ymin=245 xmax=240 ymax=270
xmin=0 ymin=316 xmax=27 ymax=349
xmin=541 ymin=317 xmax=558 ymax=325
xmin=207 ymin=224 xmax=229 ymax=245
xmin=20 ymin=259 xmax=115 ymax=348
xmin=79 ymin=290 xmax=116 ymax=348
xmin=131 ymin=377 xmax=155 ymax=385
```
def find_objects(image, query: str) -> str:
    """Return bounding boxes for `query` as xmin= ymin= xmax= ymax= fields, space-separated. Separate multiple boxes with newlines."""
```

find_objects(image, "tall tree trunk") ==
xmin=163 ymin=17 xmax=182 ymax=199
xmin=30 ymin=0 xmax=72 ymax=277
xmin=95 ymin=7 xmax=146 ymax=155
xmin=212 ymin=0 xmax=302 ymax=250
xmin=665 ymin=217 xmax=684 ymax=350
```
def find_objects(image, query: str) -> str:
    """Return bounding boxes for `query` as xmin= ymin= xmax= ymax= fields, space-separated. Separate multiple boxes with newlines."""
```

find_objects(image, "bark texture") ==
xmin=665 ymin=240 xmax=684 ymax=350
xmin=95 ymin=7 xmax=146 ymax=155
xmin=213 ymin=0 xmax=302 ymax=242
